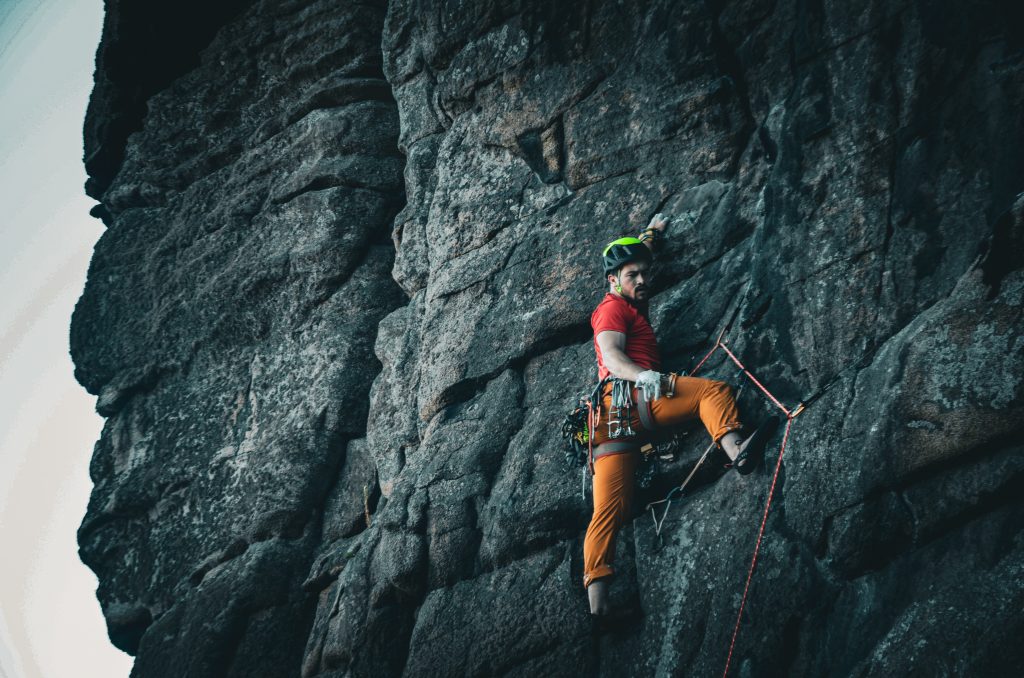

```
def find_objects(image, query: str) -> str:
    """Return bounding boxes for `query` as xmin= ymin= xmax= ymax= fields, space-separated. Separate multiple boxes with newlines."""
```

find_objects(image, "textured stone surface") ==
xmin=73 ymin=0 xmax=1024 ymax=676
xmin=72 ymin=0 xmax=403 ymax=674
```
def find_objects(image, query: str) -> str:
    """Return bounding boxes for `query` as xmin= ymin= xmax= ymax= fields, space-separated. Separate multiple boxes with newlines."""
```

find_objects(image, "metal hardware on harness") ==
xmin=607 ymin=378 xmax=636 ymax=439
xmin=664 ymin=372 xmax=679 ymax=398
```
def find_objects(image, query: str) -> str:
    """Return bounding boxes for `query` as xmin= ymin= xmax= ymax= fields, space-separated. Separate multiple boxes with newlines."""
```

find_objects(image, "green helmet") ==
xmin=602 ymin=236 xmax=651 ymax=276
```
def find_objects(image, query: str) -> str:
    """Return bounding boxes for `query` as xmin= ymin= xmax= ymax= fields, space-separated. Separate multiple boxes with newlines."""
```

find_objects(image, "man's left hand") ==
xmin=648 ymin=213 xmax=669 ymax=232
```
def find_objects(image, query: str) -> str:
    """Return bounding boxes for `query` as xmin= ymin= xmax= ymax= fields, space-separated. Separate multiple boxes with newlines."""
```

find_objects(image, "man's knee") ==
xmin=592 ymin=494 xmax=629 ymax=521
xmin=705 ymin=379 xmax=733 ymax=399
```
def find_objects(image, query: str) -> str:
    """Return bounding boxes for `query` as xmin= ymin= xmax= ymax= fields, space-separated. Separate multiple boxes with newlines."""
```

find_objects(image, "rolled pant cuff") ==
xmin=583 ymin=566 xmax=614 ymax=589
xmin=713 ymin=422 xmax=744 ymax=445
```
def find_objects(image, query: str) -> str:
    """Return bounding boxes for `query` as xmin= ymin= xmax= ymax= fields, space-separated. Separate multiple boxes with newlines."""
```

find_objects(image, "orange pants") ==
xmin=582 ymin=376 xmax=742 ymax=588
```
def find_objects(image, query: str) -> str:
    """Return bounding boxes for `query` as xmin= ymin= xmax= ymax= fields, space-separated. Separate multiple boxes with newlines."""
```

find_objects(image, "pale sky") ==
xmin=0 ymin=1 xmax=134 ymax=676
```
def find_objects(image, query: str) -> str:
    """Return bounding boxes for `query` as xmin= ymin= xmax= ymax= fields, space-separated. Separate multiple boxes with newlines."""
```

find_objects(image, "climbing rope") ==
xmin=722 ymin=416 xmax=794 ymax=678
xmin=638 ymin=327 xmax=819 ymax=678
xmin=711 ymin=340 xmax=809 ymax=678
xmin=712 ymin=333 xmax=880 ymax=675
xmin=719 ymin=343 xmax=792 ymax=416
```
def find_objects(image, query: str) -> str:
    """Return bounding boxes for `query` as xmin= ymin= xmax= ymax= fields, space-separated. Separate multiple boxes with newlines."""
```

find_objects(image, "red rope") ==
xmin=722 ymin=416 xmax=794 ymax=677
xmin=719 ymin=343 xmax=791 ymax=417
xmin=684 ymin=332 xmax=810 ymax=676
xmin=689 ymin=340 xmax=721 ymax=376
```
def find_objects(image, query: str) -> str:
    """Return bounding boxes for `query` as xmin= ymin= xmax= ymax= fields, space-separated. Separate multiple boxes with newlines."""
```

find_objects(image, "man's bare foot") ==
xmin=719 ymin=431 xmax=744 ymax=461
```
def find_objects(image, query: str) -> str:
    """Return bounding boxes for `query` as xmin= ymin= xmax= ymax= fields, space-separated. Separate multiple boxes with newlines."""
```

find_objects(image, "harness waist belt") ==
xmin=593 ymin=441 xmax=640 ymax=459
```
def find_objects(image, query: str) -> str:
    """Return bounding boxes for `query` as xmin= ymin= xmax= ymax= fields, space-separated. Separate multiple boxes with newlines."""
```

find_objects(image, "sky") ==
xmin=0 ymin=1 xmax=134 ymax=677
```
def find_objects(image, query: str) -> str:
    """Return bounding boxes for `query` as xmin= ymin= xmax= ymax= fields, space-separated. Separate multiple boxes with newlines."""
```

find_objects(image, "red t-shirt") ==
xmin=591 ymin=293 xmax=661 ymax=380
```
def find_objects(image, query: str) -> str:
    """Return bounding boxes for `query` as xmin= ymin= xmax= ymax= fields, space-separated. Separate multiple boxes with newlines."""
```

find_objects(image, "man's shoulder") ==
xmin=591 ymin=293 xmax=635 ymax=329
xmin=592 ymin=292 xmax=625 ymax=314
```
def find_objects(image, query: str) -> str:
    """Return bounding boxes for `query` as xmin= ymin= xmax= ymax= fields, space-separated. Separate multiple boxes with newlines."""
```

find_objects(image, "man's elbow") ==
xmin=605 ymin=355 xmax=630 ymax=379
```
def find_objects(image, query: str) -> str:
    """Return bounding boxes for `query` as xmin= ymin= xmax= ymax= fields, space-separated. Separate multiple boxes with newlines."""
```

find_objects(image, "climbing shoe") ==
xmin=733 ymin=416 xmax=781 ymax=475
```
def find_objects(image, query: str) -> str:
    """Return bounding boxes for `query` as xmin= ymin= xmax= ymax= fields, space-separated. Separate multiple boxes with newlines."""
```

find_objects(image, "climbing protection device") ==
xmin=647 ymin=438 xmax=719 ymax=538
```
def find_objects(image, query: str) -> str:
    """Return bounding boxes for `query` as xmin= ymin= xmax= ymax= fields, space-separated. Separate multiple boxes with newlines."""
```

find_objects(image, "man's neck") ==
xmin=610 ymin=289 xmax=649 ymax=314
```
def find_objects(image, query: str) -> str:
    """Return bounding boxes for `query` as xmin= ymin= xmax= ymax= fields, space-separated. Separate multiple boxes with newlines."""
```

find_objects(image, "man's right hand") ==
xmin=636 ymin=370 xmax=662 ymax=401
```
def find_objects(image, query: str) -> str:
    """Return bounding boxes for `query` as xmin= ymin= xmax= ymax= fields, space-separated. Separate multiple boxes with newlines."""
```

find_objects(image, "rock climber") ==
xmin=583 ymin=214 xmax=779 ymax=618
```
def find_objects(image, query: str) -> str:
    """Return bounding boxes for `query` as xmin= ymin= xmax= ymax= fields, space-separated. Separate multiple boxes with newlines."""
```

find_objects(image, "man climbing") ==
xmin=583 ymin=214 xmax=779 ymax=617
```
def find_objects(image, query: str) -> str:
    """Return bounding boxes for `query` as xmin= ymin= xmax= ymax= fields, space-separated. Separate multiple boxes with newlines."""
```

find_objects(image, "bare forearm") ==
xmin=602 ymin=348 xmax=646 ymax=382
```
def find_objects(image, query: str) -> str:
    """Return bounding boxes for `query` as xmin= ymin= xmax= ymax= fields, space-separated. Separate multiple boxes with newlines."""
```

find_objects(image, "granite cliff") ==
xmin=71 ymin=1 xmax=1024 ymax=676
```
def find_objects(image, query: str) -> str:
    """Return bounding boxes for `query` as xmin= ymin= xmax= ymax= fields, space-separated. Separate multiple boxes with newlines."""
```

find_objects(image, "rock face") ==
xmin=72 ymin=1 xmax=1024 ymax=676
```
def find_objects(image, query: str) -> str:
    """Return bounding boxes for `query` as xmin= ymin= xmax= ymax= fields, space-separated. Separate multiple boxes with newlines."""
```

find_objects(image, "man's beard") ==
xmin=625 ymin=287 xmax=650 ymax=311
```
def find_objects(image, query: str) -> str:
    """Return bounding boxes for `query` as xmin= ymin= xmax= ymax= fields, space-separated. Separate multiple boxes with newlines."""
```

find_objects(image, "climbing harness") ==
xmin=559 ymin=375 xmax=644 ymax=471
xmin=561 ymin=373 xmax=685 ymax=499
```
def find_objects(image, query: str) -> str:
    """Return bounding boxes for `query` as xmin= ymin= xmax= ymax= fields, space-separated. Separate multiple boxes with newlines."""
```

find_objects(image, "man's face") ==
xmin=610 ymin=260 xmax=651 ymax=303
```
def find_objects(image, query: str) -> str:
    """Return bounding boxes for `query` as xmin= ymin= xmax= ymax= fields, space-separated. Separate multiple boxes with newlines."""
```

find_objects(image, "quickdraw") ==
xmin=607 ymin=377 xmax=637 ymax=439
